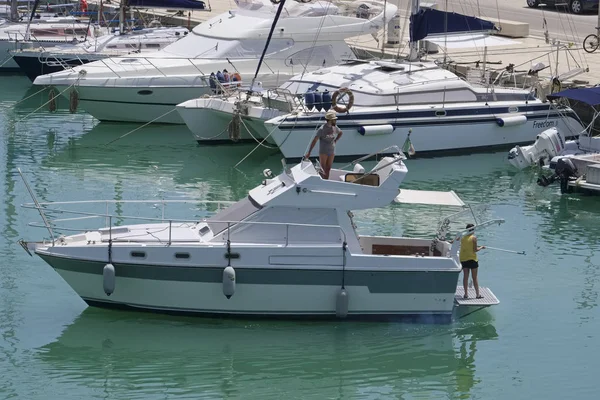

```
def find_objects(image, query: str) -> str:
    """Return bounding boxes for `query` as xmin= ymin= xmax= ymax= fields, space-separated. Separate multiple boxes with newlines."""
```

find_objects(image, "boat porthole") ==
xmin=175 ymin=252 xmax=190 ymax=259
xmin=435 ymin=110 xmax=446 ymax=117
xmin=509 ymin=106 xmax=519 ymax=113
xmin=137 ymin=90 xmax=153 ymax=96
xmin=131 ymin=251 xmax=146 ymax=258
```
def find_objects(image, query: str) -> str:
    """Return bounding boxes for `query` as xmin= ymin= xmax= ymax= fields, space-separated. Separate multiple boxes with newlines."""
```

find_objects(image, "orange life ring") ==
xmin=331 ymin=87 xmax=354 ymax=113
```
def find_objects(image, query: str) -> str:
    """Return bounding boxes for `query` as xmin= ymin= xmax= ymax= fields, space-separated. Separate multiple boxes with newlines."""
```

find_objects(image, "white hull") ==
xmin=32 ymin=1 xmax=397 ymax=124
xmin=267 ymin=110 xmax=583 ymax=159
xmin=47 ymin=73 xmax=293 ymax=124
xmin=177 ymin=97 xmax=280 ymax=143
xmin=53 ymin=264 xmax=458 ymax=318
xmin=49 ymin=83 xmax=211 ymax=124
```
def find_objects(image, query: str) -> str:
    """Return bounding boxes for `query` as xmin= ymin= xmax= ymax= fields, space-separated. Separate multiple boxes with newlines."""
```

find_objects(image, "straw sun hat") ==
xmin=325 ymin=111 xmax=338 ymax=120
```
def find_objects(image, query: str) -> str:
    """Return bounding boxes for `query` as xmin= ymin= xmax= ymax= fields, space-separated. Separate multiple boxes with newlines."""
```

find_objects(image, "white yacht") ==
xmin=11 ymin=26 xmax=190 ymax=81
xmin=31 ymin=0 xmax=396 ymax=124
xmin=178 ymin=60 xmax=585 ymax=157
xmin=21 ymin=151 xmax=500 ymax=321
xmin=0 ymin=16 xmax=99 ymax=70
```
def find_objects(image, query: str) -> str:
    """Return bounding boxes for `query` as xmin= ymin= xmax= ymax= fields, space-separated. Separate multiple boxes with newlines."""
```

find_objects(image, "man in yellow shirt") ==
xmin=459 ymin=223 xmax=486 ymax=299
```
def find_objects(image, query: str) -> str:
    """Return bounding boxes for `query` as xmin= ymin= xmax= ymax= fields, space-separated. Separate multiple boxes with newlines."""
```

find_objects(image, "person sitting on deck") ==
xmin=304 ymin=111 xmax=343 ymax=180
xmin=459 ymin=223 xmax=486 ymax=299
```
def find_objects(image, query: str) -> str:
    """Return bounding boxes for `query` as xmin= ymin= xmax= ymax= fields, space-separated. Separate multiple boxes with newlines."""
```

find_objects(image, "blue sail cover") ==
xmin=547 ymin=87 xmax=600 ymax=106
xmin=127 ymin=0 xmax=206 ymax=10
xmin=410 ymin=9 xmax=497 ymax=42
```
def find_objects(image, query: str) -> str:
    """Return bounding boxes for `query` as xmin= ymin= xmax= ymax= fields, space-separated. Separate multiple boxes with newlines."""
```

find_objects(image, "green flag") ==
xmin=402 ymin=136 xmax=416 ymax=156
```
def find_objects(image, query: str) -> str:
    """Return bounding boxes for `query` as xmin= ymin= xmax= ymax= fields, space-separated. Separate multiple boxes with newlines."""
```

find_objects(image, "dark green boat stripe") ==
xmin=40 ymin=254 xmax=459 ymax=294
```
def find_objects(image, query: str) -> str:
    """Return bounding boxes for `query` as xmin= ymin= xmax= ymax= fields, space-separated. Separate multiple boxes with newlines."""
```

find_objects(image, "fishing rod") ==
xmin=483 ymin=246 xmax=526 ymax=256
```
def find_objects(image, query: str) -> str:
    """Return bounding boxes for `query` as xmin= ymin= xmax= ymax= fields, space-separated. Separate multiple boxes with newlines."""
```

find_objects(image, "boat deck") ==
xmin=454 ymin=286 xmax=499 ymax=307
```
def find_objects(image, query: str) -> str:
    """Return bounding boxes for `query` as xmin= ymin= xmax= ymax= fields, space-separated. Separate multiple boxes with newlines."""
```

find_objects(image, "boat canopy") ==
xmin=394 ymin=189 xmax=465 ymax=207
xmin=410 ymin=9 xmax=497 ymax=42
xmin=547 ymin=87 xmax=600 ymax=106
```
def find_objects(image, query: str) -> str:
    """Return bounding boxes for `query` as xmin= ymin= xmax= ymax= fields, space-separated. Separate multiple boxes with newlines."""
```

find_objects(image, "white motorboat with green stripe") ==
xmin=20 ymin=148 xmax=501 ymax=321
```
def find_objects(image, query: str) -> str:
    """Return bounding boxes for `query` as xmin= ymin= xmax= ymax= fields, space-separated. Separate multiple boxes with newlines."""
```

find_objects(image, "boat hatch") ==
xmin=394 ymin=189 xmax=465 ymax=207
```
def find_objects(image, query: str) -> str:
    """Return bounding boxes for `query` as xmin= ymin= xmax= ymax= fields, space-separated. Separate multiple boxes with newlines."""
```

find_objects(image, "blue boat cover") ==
xmin=410 ymin=9 xmax=497 ymax=42
xmin=547 ymin=87 xmax=600 ymax=106
xmin=127 ymin=0 xmax=206 ymax=10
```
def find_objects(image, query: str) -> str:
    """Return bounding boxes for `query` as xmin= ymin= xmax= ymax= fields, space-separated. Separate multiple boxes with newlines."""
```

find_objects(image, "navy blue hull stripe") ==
xmin=279 ymin=104 xmax=559 ymax=122
xmin=75 ymin=99 xmax=562 ymax=118
xmin=278 ymin=113 xmax=577 ymax=129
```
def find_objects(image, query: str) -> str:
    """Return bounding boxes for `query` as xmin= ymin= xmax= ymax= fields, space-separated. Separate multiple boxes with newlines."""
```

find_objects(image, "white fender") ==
xmin=336 ymin=288 xmax=349 ymax=318
xmin=496 ymin=115 xmax=527 ymax=127
xmin=103 ymin=263 xmax=115 ymax=296
xmin=223 ymin=266 xmax=236 ymax=299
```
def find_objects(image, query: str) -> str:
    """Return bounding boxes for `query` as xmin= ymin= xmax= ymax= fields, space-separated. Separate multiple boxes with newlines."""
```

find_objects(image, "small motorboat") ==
xmin=20 ymin=147 xmax=501 ymax=321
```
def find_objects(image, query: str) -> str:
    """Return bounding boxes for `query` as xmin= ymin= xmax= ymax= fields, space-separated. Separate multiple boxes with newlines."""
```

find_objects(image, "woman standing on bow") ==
xmin=304 ymin=111 xmax=343 ymax=180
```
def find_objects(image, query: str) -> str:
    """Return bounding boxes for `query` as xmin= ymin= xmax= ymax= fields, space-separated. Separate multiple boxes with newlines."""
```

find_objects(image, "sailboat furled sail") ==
xmin=409 ymin=8 xmax=497 ymax=42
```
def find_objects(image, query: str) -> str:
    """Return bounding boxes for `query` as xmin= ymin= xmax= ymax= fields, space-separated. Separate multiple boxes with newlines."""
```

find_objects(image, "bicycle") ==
xmin=583 ymin=27 xmax=600 ymax=53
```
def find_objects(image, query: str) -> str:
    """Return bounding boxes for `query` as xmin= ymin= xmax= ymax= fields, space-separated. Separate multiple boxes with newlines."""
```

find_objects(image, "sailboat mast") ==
xmin=408 ymin=0 xmax=420 ymax=60
xmin=24 ymin=0 xmax=41 ymax=41
xmin=10 ymin=0 xmax=18 ymax=21
xmin=98 ymin=0 xmax=103 ymax=26
xmin=248 ymin=0 xmax=287 ymax=92
xmin=382 ymin=0 xmax=387 ymax=57
xmin=119 ymin=0 xmax=127 ymax=33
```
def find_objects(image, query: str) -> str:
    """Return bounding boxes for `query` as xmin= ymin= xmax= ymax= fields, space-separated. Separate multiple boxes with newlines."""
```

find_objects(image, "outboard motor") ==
xmin=507 ymin=127 xmax=565 ymax=170
xmin=537 ymin=157 xmax=578 ymax=193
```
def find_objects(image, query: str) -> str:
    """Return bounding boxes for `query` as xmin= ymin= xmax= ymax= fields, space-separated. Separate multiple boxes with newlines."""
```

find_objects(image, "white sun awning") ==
xmin=394 ymin=189 xmax=465 ymax=207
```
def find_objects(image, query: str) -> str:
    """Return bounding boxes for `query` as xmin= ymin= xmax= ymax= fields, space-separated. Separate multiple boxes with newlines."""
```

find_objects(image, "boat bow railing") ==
xmin=339 ymin=145 xmax=404 ymax=170
xmin=81 ymin=55 xmax=278 ymax=81
xmin=22 ymin=198 xmax=348 ymax=248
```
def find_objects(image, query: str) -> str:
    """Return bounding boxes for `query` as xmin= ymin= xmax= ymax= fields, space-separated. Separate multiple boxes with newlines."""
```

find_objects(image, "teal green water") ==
xmin=0 ymin=75 xmax=598 ymax=399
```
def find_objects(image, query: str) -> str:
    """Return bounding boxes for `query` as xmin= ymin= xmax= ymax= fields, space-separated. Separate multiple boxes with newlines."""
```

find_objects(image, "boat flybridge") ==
xmin=32 ymin=0 xmax=397 ymax=124
xmin=20 ymin=148 xmax=500 ymax=321
xmin=177 ymin=59 xmax=584 ymax=158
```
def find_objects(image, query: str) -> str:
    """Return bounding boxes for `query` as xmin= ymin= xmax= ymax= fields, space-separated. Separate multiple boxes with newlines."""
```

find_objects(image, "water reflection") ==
xmin=36 ymin=309 xmax=498 ymax=399
xmin=38 ymin=122 xmax=281 ymax=199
